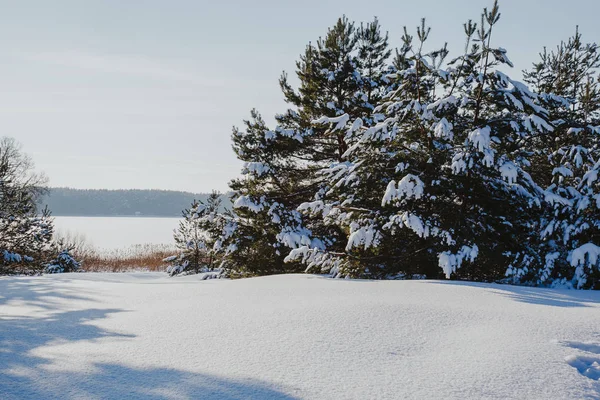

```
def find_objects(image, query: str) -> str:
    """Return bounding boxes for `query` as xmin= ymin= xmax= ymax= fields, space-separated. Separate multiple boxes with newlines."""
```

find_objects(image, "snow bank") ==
xmin=1 ymin=273 xmax=600 ymax=399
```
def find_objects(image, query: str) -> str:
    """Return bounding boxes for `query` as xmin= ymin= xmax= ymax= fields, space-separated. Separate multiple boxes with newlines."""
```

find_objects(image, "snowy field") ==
xmin=1 ymin=274 xmax=600 ymax=399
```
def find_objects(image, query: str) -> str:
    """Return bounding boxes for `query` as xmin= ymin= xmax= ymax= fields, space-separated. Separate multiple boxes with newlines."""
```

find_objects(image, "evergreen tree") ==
xmin=222 ymin=17 xmax=390 ymax=276
xmin=443 ymin=2 xmax=550 ymax=281
xmin=279 ymin=17 xmax=392 ymax=275
xmin=45 ymin=247 xmax=81 ymax=274
xmin=166 ymin=191 xmax=224 ymax=276
xmin=0 ymin=137 xmax=53 ymax=274
xmin=522 ymin=29 xmax=600 ymax=288
xmin=210 ymin=3 xmax=600 ymax=289
xmin=290 ymin=2 xmax=552 ymax=282
xmin=288 ymin=19 xmax=446 ymax=277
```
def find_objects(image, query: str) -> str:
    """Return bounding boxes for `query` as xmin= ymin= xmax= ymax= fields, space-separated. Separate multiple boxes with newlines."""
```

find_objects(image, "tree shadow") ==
xmin=430 ymin=280 xmax=600 ymax=308
xmin=2 ymin=361 xmax=300 ymax=399
xmin=0 ymin=276 xmax=94 ymax=309
xmin=0 ymin=277 xmax=298 ymax=400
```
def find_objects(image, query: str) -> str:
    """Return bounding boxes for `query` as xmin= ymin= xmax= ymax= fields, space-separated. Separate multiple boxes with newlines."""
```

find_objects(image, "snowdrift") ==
xmin=1 ymin=273 xmax=600 ymax=399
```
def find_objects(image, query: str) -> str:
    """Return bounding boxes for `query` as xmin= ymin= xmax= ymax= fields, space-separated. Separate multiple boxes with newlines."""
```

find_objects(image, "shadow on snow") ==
xmin=430 ymin=280 xmax=600 ymax=308
xmin=0 ymin=277 xmax=298 ymax=400
xmin=561 ymin=339 xmax=600 ymax=381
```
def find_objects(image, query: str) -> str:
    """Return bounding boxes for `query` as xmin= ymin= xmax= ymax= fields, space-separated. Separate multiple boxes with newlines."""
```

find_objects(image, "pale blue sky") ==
xmin=1 ymin=0 xmax=598 ymax=192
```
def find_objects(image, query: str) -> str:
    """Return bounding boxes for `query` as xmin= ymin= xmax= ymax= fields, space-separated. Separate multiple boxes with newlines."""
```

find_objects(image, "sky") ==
xmin=0 ymin=0 xmax=598 ymax=193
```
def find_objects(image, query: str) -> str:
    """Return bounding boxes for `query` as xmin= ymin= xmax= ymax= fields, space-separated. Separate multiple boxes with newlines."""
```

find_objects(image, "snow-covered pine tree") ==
xmin=442 ymin=2 xmax=552 ymax=282
xmin=290 ymin=2 xmax=552 ymax=282
xmin=0 ymin=137 xmax=53 ymax=274
xmin=222 ymin=17 xmax=391 ymax=276
xmin=278 ymin=16 xmax=367 ymax=162
xmin=166 ymin=191 xmax=224 ymax=276
xmin=523 ymin=29 xmax=600 ymax=288
xmin=354 ymin=18 xmax=393 ymax=126
xmin=277 ymin=17 xmax=393 ymax=276
xmin=1 ymin=206 xmax=54 ymax=274
xmin=45 ymin=247 xmax=81 ymax=274
xmin=277 ymin=16 xmax=390 ymax=257
xmin=221 ymin=110 xmax=311 ymax=276
xmin=288 ymin=19 xmax=452 ymax=278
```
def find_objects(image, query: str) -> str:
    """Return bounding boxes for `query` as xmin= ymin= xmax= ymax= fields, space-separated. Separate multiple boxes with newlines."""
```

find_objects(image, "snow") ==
xmin=504 ymin=92 xmax=524 ymax=111
xmin=499 ymin=161 xmax=518 ymax=184
xmin=233 ymin=195 xmax=265 ymax=213
xmin=345 ymin=223 xmax=380 ymax=251
xmin=553 ymin=166 xmax=574 ymax=177
xmin=545 ymin=191 xmax=573 ymax=207
xmin=427 ymin=95 xmax=458 ymax=112
xmin=524 ymin=114 xmax=553 ymax=133
xmin=349 ymin=117 xmax=363 ymax=135
xmin=265 ymin=127 xmax=304 ymax=143
xmin=570 ymin=244 xmax=600 ymax=287
xmin=451 ymin=153 xmax=467 ymax=174
xmin=469 ymin=126 xmax=492 ymax=152
xmin=2 ymin=273 xmax=600 ymax=399
xmin=438 ymin=244 xmax=479 ymax=278
xmin=570 ymin=243 xmax=600 ymax=268
xmin=312 ymin=114 xmax=350 ymax=131
xmin=432 ymin=117 xmax=454 ymax=140
xmin=383 ymin=212 xmax=431 ymax=239
xmin=277 ymin=230 xmax=312 ymax=249
xmin=468 ymin=126 xmax=495 ymax=166
xmin=381 ymin=174 xmax=425 ymax=206
xmin=243 ymin=162 xmax=271 ymax=177
xmin=583 ymin=167 xmax=599 ymax=187
xmin=3 ymin=250 xmax=22 ymax=263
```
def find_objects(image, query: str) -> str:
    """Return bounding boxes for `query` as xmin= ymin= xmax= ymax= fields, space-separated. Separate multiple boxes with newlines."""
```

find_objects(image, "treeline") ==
xmin=166 ymin=1 xmax=600 ymax=289
xmin=39 ymin=188 xmax=231 ymax=217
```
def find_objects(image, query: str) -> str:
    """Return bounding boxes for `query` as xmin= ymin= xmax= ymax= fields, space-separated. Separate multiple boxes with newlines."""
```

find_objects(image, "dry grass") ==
xmin=54 ymin=231 xmax=175 ymax=272
xmin=80 ymin=244 xmax=175 ymax=272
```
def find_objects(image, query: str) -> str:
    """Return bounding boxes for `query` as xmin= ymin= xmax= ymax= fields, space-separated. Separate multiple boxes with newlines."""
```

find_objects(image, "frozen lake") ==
xmin=54 ymin=216 xmax=180 ymax=251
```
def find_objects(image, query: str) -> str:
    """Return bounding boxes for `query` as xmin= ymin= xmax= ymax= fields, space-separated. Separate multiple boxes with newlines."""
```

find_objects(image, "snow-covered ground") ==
xmin=1 ymin=273 xmax=600 ymax=399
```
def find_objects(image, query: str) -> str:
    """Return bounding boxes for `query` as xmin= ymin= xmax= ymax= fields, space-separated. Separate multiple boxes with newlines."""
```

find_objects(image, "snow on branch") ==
xmin=382 ymin=175 xmax=425 ymax=206
xmin=438 ymin=245 xmax=479 ymax=279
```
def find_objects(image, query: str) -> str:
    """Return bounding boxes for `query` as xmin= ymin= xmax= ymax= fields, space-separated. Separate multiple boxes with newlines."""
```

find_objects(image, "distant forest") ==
xmin=39 ymin=188 xmax=231 ymax=217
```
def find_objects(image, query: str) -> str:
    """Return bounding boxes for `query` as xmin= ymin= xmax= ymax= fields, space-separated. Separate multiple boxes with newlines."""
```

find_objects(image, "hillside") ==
xmin=1 ymin=273 xmax=599 ymax=399
xmin=39 ymin=187 xmax=231 ymax=217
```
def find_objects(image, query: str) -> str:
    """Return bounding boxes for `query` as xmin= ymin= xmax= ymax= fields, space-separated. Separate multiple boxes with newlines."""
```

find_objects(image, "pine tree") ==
xmin=288 ymin=19 xmax=446 ymax=277
xmin=523 ymin=28 xmax=600 ymax=288
xmin=217 ymin=110 xmax=310 ymax=276
xmin=45 ymin=247 xmax=81 ymax=273
xmin=0 ymin=137 xmax=53 ymax=274
xmin=443 ymin=2 xmax=551 ymax=281
xmin=280 ymin=17 xmax=392 ymax=276
xmin=211 ymin=3 xmax=600 ymax=288
xmin=166 ymin=191 xmax=224 ymax=276
xmin=222 ymin=17 xmax=391 ymax=276
xmin=290 ymin=2 xmax=552 ymax=282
